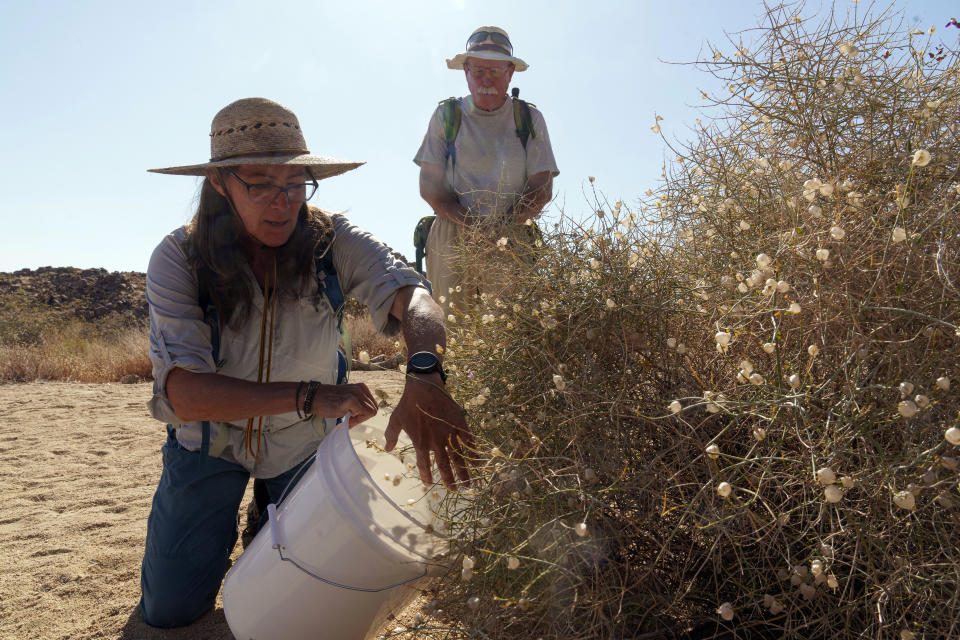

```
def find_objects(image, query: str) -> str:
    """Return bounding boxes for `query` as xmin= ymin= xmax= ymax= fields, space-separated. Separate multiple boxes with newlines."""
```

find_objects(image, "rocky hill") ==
xmin=0 ymin=267 xmax=147 ymax=326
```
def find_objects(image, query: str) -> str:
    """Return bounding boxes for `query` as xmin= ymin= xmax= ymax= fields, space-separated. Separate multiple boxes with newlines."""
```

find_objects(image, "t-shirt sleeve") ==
xmin=145 ymin=230 xmax=217 ymax=423
xmin=413 ymin=105 xmax=448 ymax=168
xmin=526 ymin=107 xmax=559 ymax=178
xmin=330 ymin=215 xmax=430 ymax=336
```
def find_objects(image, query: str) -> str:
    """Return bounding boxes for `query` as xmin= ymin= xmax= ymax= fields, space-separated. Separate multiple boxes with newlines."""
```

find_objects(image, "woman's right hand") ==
xmin=307 ymin=383 xmax=378 ymax=426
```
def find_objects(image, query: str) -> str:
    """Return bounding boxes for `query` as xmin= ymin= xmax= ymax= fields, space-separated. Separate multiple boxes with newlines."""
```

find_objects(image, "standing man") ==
xmin=414 ymin=26 xmax=559 ymax=311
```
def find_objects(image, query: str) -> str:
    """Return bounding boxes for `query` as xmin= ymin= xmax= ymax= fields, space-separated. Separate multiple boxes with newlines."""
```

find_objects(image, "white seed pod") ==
xmin=816 ymin=247 xmax=830 ymax=261
xmin=739 ymin=220 xmax=751 ymax=230
xmin=669 ymin=400 xmax=682 ymax=414
xmin=912 ymin=149 xmax=932 ymax=167
xmin=817 ymin=467 xmax=837 ymax=485
xmin=574 ymin=522 xmax=588 ymax=537
xmin=552 ymin=374 xmax=566 ymax=391
xmin=717 ymin=481 xmax=733 ymax=498
xmin=841 ymin=476 xmax=854 ymax=488
xmin=899 ymin=381 xmax=915 ymax=396
xmin=461 ymin=567 xmax=474 ymax=581
xmin=808 ymin=205 xmax=823 ymax=218
xmin=748 ymin=372 xmax=764 ymax=385
xmin=915 ymin=394 xmax=930 ymax=408
xmin=715 ymin=331 xmax=732 ymax=347
xmin=893 ymin=490 xmax=916 ymax=511
xmin=936 ymin=376 xmax=950 ymax=391
xmin=900 ymin=629 xmax=916 ymax=640
xmin=763 ymin=342 xmax=776 ymax=354
xmin=830 ymin=226 xmax=845 ymax=241
xmin=819 ymin=182 xmax=835 ymax=197
xmin=799 ymin=583 xmax=816 ymax=600
xmin=506 ymin=556 xmax=520 ymax=570
xmin=827 ymin=574 xmax=839 ymax=589
xmin=788 ymin=374 xmax=801 ymax=388
xmin=756 ymin=253 xmax=772 ymax=268
xmin=824 ymin=485 xmax=843 ymax=503
xmin=676 ymin=343 xmax=687 ymax=354
xmin=706 ymin=444 xmax=721 ymax=459
xmin=945 ymin=428 xmax=960 ymax=446
xmin=666 ymin=337 xmax=677 ymax=348
xmin=740 ymin=359 xmax=754 ymax=374
xmin=462 ymin=556 xmax=475 ymax=570
xmin=808 ymin=344 xmax=819 ymax=357
xmin=892 ymin=227 xmax=907 ymax=243
xmin=810 ymin=559 xmax=824 ymax=576
xmin=467 ymin=596 xmax=480 ymax=610
xmin=716 ymin=602 xmax=735 ymax=621
xmin=753 ymin=427 xmax=767 ymax=441
xmin=412 ymin=612 xmax=424 ymax=624
xmin=769 ymin=600 xmax=784 ymax=615
xmin=898 ymin=400 xmax=918 ymax=418
xmin=763 ymin=594 xmax=775 ymax=608
xmin=788 ymin=302 xmax=802 ymax=314
xmin=776 ymin=280 xmax=790 ymax=293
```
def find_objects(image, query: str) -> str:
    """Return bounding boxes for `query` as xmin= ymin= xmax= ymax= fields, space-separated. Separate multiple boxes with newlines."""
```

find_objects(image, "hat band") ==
xmin=468 ymin=42 xmax=512 ymax=57
xmin=213 ymin=147 xmax=311 ymax=162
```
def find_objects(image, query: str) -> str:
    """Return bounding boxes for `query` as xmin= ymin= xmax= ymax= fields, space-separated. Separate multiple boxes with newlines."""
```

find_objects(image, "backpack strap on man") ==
xmin=439 ymin=97 xmax=462 ymax=172
xmin=413 ymin=215 xmax=436 ymax=275
xmin=510 ymin=88 xmax=536 ymax=151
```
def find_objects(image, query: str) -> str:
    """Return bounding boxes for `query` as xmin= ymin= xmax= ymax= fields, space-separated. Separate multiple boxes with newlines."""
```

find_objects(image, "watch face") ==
xmin=409 ymin=351 xmax=440 ymax=370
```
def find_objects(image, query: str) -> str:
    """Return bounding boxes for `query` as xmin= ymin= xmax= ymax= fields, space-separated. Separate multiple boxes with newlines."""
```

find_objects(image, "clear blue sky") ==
xmin=0 ymin=0 xmax=954 ymax=273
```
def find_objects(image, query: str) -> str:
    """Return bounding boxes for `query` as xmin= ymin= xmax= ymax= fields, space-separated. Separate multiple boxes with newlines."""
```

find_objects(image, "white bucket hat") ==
xmin=446 ymin=26 xmax=529 ymax=72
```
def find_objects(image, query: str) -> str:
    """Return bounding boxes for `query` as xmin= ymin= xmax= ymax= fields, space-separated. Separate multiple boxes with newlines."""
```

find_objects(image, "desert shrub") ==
xmin=423 ymin=5 xmax=960 ymax=639
xmin=346 ymin=309 xmax=404 ymax=361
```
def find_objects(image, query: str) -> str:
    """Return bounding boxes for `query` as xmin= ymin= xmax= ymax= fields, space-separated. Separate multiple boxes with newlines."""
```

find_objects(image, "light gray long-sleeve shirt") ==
xmin=146 ymin=214 xmax=426 ymax=478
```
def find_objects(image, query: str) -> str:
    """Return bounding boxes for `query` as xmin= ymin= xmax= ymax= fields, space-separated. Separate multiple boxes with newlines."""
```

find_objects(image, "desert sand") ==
xmin=0 ymin=371 xmax=419 ymax=640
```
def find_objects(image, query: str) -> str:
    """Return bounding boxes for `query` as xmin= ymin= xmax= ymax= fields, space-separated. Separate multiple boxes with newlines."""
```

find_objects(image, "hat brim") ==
xmin=148 ymin=153 xmax=364 ymax=180
xmin=446 ymin=52 xmax=528 ymax=71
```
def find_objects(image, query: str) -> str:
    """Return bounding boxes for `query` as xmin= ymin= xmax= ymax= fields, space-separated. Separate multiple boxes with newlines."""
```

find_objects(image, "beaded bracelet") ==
xmin=295 ymin=380 xmax=306 ymax=419
xmin=302 ymin=380 xmax=321 ymax=417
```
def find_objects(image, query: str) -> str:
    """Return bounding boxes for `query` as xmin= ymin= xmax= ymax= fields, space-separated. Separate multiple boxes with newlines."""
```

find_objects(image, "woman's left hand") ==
xmin=385 ymin=373 xmax=473 ymax=489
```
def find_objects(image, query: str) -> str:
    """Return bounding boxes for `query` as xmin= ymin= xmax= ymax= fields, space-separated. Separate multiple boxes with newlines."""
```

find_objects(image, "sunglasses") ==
xmin=466 ymin=30 xmax=513 ymax=55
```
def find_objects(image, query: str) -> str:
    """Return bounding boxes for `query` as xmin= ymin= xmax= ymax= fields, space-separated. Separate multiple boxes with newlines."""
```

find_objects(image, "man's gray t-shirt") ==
xmin=413 ymin=96 xmax=559 ymax=217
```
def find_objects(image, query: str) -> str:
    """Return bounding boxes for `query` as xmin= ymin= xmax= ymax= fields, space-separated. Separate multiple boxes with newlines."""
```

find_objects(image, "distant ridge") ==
xmin=0 ymin=267 xmax=147 ymax=325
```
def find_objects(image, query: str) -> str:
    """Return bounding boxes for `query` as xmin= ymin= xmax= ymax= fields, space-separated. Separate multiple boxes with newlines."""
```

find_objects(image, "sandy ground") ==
xmin=0 ymin=371 xmax=429 ymax=640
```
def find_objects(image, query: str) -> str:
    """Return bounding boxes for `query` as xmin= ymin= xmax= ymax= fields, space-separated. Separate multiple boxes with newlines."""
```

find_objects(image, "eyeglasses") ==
xmin=467 ymin=30 xmax=513 ymax=54
xmin=465 ymin=64 xmax=512 ymax=79
xmin=228 ymin=171 xmax=318 ymax=205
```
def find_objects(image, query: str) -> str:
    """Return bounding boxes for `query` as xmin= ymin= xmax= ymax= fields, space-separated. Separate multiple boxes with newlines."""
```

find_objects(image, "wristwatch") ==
xmin=407 ymin=351 xmax=447 ymax=384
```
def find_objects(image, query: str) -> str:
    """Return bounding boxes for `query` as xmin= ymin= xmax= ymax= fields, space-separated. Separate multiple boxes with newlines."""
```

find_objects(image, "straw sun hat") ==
xmin=149 ymin=97 xmax=363 ymax=180
xmin=446 ymin=26 xmax=528 ymax=72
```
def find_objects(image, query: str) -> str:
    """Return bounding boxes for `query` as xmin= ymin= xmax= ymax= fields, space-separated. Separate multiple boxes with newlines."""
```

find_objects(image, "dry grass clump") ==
xmin=0 ymin=324 xmax=151 ymax=383
xmin=0 ymin=293 xmax=151 ymax=383
xmin=421 ymin=4 xmax=960 ymax=639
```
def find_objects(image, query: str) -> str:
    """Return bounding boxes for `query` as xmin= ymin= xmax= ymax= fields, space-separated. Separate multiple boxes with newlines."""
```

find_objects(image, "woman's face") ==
xmin=210 ymin=164 xmax=311 ymax=248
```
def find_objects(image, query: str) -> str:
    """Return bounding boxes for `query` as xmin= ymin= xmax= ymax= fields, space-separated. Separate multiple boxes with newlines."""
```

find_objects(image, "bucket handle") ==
xmin=267 ymin=503 xmax=427 ymax=592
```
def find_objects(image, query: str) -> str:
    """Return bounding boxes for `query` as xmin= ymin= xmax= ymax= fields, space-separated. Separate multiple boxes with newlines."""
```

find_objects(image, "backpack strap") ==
xmin=511 ymin=96 xmax=536 ymax=151
xmin=439 ymin=97 xmax=462 ymax=172
xmin=412 ymin=215 xmax=436 ymax=274
xmin=314 ymin=242 xmax=351 ymax=384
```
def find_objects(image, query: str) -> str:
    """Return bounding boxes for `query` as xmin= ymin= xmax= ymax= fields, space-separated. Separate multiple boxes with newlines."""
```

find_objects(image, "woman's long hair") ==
xmin=183 ymin=169 xmax=334 ymax=328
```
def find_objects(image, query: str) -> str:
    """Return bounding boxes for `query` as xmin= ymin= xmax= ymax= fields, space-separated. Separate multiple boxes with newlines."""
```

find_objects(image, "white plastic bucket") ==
xmin=222 ymin=413 xmax=448 ymax=640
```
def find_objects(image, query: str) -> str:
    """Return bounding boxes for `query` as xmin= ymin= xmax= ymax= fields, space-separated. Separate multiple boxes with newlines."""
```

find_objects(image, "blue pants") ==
xmin=139 ymin=428 xmax=314 ymax=628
